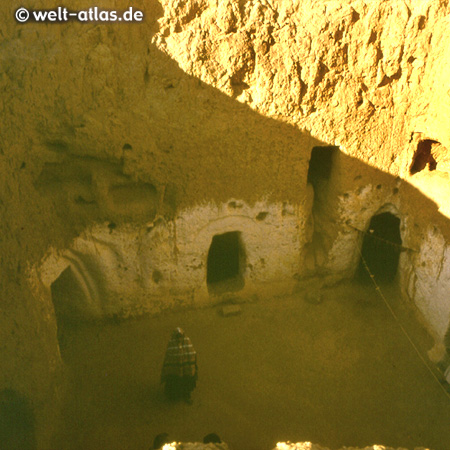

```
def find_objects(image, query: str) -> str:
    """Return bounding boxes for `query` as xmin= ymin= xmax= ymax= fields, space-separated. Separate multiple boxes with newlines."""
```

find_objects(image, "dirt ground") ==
xmin=54 ymin=280 xmax=450 ymax=450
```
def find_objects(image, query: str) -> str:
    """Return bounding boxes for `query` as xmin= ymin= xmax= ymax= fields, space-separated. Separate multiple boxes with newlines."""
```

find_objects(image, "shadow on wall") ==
xmin=31 ymin=25 xmax=450 ymax=356
xmin=29 ymin=0 xmax=328 ymax=231
xmin=0 ymin=389 xmax=36 ymax=450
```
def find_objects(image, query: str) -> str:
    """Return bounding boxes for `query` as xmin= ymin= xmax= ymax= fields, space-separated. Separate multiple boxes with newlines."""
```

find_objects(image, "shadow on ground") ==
xmin=54 ymin=280 xmax=450 ymax=450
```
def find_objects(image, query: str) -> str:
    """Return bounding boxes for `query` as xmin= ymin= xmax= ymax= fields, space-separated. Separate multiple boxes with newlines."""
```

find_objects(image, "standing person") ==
xmin=161 ymin=327 xmax=198 ymax=403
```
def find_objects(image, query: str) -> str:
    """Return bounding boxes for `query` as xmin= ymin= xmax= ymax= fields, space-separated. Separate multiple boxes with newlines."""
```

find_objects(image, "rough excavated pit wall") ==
xmin=153 ymin=0 xmax=450 ymax=349
xmin=1 ymin=0 xmax=450 ymax=447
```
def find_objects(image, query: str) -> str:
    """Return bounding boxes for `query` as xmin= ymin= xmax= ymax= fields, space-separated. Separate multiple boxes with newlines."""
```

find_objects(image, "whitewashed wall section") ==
xmin=38 ymin=200 xmax=308 ymax=318
xmin=401 ymin=225 xmax=450 ymax=353
xmin=173 ymin=200 xmax=305 ymax=301
xmin=326 ymin=188 xmax=450 ymax=356
xmin=323 ymin=187 xmax=404 ymax=275
xmin=35 ymin=193 xmax=450 ymax=355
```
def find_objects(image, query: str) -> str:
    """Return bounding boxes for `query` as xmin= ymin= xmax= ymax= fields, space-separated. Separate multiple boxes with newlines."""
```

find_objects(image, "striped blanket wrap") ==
xmin=162 ymin=331 xmax=197 ymax=379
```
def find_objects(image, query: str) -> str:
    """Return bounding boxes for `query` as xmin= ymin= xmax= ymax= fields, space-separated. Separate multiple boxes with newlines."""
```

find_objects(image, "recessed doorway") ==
xmin=50 ymin=266 xmax=88 ymax=357
xmin=357 ymin=212 xmax=402 ymax=283
xmin=207 ymin=231 xmax=245 ymax=294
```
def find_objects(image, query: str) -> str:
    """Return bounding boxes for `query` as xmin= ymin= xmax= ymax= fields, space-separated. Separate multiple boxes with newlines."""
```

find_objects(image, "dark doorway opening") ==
xmin=207 ymin=231 xmax=245 ymax=294
xmin=307 ymin=146 xmax=338 ymax=269
xmin=0 ymin=389 xmax=36 ymax=450
xmin=357 ymin=212 xmax=402 ymax=283
xmin=307 ymin=146 xmax=336 ymax=188
xmin=50 ymin=266 xmax=87 ymax=356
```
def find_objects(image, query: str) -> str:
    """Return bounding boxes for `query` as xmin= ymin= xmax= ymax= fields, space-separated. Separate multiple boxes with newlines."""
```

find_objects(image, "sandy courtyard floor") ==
xmin=54 ymin=281 xmax=450 ymax=450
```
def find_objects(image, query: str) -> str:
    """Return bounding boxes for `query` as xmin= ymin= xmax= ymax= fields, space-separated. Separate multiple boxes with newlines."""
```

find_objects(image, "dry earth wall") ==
xmin=1 ymin=0 xmax=450 ymax=447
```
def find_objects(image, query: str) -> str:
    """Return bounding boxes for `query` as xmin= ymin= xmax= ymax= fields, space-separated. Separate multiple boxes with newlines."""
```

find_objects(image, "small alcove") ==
xmin=410 ymin=140 xmax=439 ymax=174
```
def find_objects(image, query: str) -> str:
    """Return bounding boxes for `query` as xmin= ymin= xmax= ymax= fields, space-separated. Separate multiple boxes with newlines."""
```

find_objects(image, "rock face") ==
xmin=1 ymin=0 xmax=450 ymax=447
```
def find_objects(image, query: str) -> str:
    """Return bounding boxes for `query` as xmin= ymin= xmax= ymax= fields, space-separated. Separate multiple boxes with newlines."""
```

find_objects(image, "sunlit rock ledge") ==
xmin=160 ymin=442 xmax=430 ymax=450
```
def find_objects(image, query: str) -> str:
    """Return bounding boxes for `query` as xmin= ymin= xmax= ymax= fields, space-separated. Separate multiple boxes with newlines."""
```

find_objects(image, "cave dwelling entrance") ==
xmin=50 ymin=266 xmax=89 ymax=357
xmin=207 ymin=231 xmax=245 ymax=295
xmin=357 ymin=212 xmax=402 ymax=283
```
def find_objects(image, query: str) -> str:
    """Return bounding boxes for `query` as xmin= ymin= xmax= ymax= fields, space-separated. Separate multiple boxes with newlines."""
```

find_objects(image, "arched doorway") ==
xmin=357 ymin=212 xmax=402 ymax=283
xmin=207 ymin=231 xmax=245 ymax=294
xmin=50 ymin=266 xmax=88 ymax=356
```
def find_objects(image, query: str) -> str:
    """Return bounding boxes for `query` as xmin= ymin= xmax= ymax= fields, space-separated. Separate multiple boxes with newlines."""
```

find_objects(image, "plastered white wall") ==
xmin=36 ymin=199 xmax=309 ymax=318
xmin=401 ymin=225 xmax=450 ymax=346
